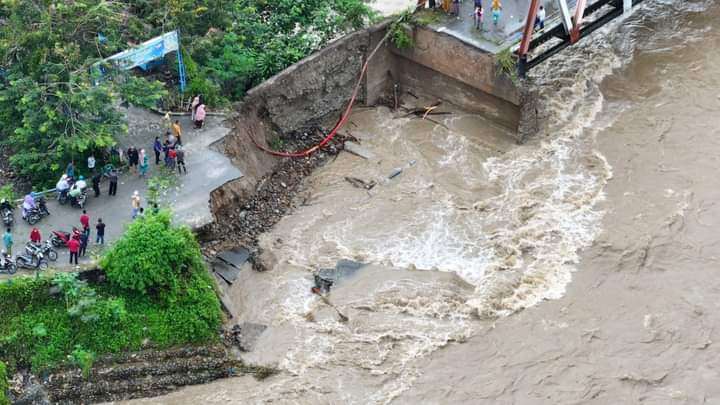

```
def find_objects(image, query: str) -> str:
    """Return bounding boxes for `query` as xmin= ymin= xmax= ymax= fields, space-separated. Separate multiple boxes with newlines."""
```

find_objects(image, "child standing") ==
xmin=473 ymin=3 xmax=484 ymax=30
xmin=492 ymin=0 xmax=502 ymax=27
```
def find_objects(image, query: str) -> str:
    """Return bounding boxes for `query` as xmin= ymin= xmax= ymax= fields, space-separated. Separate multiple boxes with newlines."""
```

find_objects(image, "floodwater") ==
xmin=125 ymin=0 xmax=720 ymax=403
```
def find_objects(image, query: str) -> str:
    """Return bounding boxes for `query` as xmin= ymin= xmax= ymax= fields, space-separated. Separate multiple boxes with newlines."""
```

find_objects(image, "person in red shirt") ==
xmin=80 ymin=210 xmax=90 ymax=235
xmin=68 ymin=237 xmax=80 ymax=265
xmin=29 ymin=228 xmax=41 ymax=245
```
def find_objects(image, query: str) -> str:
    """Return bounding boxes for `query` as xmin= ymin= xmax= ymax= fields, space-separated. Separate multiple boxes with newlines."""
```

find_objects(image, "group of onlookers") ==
xmin=418 ymin=0 xmax=546 ymax=31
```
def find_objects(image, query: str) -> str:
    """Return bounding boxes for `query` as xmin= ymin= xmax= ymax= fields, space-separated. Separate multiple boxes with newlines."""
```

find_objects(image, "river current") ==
xmin=126 ymin=0 xmax=720 ymax=403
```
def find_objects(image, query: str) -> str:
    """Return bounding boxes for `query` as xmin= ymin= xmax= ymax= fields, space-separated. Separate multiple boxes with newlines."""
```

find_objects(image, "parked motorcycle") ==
xmin=0 ymin=199 xmax=13 ymax=227
xmin=24 ymin=196 xmax=50 ymax=225
xmin=50 ymin=227 xmax=82 ymax=248
xmin=15 ymin=247 xmax=48 ymax=271
xmin=25 ymin=241 xmax=58 ymax=262
xmin=0 ymin=253 xmax=16 ymax=275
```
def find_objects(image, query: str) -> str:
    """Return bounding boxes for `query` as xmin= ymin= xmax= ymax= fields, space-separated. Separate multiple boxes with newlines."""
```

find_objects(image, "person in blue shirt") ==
xmin=3 ymin=228 xmax=13 ymax=256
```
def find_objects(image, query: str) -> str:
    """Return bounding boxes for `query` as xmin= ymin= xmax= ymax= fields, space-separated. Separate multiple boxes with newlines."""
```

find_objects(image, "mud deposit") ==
xmin=127 ymin=0 xmax=720 ymax=403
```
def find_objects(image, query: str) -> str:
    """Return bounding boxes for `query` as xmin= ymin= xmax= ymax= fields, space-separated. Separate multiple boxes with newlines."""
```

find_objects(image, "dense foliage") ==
xmin=0 ymin=0 xmax=374 ymax=185
xmin=0 ymin=212 xmax=222 ymax=372
xmin=0 ymin=361 xmax=8 ymax=405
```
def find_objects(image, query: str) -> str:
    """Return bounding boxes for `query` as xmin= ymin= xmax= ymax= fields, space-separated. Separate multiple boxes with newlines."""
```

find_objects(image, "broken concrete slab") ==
xmin=213 ymin=261 xmax=242 ymax=285
xmin=314 ymin=259 xmax=366 ymax=293
xmin=217 ymin=247 xmax=251 ymax=268
xmin=344 ymin=141 xmax=375 ymax=160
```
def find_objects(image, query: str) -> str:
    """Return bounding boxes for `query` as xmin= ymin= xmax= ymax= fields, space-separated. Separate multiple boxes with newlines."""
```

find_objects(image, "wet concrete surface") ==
xmin=1 ymin=111 xmax=242 ymax=275
xmin=426 ymin=0 xmax=532 ymax=52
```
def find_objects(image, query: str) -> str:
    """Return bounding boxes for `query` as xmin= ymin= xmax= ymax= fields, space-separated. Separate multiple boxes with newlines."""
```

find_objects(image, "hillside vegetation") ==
xmin=0 ymin=0 xmax=374 ymax=184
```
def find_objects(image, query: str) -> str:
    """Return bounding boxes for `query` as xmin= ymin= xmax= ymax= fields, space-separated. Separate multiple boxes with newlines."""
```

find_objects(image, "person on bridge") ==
xmin=68 ymin=236 xmax=80 ymax=266
xmin=491 ymin=0 xmax=502 ymax=26
xmin=29 ymin=228 xmax=41 ymax=246
xmin=473 ymin=2 xmax=484 ymax=30
xmin=535 ymin=5 xmax=546 ymax=29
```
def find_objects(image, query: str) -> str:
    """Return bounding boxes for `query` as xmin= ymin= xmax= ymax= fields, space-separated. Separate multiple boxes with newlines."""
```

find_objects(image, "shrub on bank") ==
xmin=0 ymin=212 xmax=222 ymax=372
xmin=0 ymin=361 xmax=9 ymax=405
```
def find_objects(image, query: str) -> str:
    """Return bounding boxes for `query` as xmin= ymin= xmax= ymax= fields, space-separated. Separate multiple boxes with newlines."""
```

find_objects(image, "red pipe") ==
xmin=250 ymin=29 xmax=392 ymax=158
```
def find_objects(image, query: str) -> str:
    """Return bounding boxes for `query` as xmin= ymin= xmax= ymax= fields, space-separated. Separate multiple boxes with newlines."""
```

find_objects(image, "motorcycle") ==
xmin=70 ymin=189 xmax=88 ymax=209
xmin=15 ymin=247 xmax=48 ymax=271
xmin=25 ymin=241 xmax=58 ymax=262
xmin=0 ymin=199 xmax=13 ymax=227
xmin=50 ymin=227 xmax=82 ymax=248
xmin=0 ymin=253 xmax=16 ymax=275
xmin=24 ymin=196 xmax=50 ymax=225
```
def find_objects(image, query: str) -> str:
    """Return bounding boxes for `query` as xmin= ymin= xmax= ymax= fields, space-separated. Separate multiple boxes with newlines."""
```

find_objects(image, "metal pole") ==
xmin=570 ymin=0 xmax=588 ymax=43
xmin=518 ymin=0 xmax=541 ymax=57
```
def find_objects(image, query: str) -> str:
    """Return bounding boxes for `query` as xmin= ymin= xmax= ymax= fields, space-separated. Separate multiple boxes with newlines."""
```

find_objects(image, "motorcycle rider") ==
xmin=56 ymin=174 xmax=70 ymax=201
xmin=0 ymin=198 xmax=13 ymax=216
xmin=21 ymin=193 xmax=35 ymax=219
xmin=68 ymin=176 xmax=87 ymax=207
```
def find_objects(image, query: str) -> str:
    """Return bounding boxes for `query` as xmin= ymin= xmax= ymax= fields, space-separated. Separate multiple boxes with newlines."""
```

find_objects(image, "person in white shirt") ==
xmin=535 ymin=5 xmax=546 ymax=29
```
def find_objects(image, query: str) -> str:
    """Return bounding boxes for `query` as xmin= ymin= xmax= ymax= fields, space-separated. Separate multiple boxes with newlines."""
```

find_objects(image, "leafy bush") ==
xmin=0 ymin=184 xmax=15 ymax=203
xmin=100 ymin=211 xmax=205 ymax=298
xmin=0 ymin=361 xmax=8 ymax=405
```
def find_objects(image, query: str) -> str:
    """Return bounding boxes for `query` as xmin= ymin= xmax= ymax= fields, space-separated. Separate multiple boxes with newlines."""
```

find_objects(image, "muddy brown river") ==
xmin=123 ymin=0 xmax=720 ymax=403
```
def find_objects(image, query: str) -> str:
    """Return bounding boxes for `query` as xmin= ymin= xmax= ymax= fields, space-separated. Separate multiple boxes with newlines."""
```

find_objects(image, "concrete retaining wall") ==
xmin=389 ymin=26 xmax=521 ymax=131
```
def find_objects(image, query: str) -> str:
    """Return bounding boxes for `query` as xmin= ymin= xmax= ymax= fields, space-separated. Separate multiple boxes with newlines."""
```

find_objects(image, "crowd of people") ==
xmin=417 ymin=0 xmax=546 ymax=32
xmin=1 ymin=96 xmax=205 ymax=270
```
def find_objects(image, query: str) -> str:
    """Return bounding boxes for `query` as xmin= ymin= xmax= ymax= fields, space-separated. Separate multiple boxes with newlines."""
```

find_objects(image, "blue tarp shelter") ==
xmin=93 ymin=31 xmax=186 ymax=92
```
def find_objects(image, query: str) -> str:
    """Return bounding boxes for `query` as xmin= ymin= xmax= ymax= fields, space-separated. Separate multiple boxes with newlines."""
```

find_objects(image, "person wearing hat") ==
xmin=131 ymin=191 xmax=141 ymax=219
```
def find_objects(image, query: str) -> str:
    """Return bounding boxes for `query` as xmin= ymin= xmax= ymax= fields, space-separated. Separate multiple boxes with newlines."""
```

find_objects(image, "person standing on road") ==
xmin=127 ymin=146 xmax=139 ymax=175
xmin=29 ymin=227 xmax=41 ymax=246
xmin=451 ymin=0 xmax=460 ymax=17
xmin=176 ymin=146 xmax=187 ymax=175
xmin=87 ymin=155 xmax=96 ymax=173
xmin=162 ymin=112 xmax=172 ymax=132
xmin=139 ymin=149 xmax=149 ymax=177
xmin=108 ymin=168 xmax=118 ymax=196
xmin=194 ymin=104 xmax=206 ymax=129
xmin=95 ymin=218 xmax=105 ymax=245
xmin=492 ymin=0 xmax=502 ymax=27
xmin=172 ymin=120 xmax=183 ymax=145
xmin=131 ymin=191 xmax=141 ymax=219
xmin=68 ymin=236 xmax=80 ymax=265
xmin=92 ymin=172 xmax=101 ymax=197
xmin=66 ymin=161 xmax=76 ymax=180
xmin=153 ymin=137 xmax=162 ymax=165
xmin=80 ymin=210 xmax=90 ymax=235
xmin=2 ymin=228 xmax=11 ymax=256
xmin=167 ymin=147 xmax=177 ymax=171
xmin=79 ymin=231 xmax=89 ymax=257
xmin=191 ymin=95 xmax=201 ymax=121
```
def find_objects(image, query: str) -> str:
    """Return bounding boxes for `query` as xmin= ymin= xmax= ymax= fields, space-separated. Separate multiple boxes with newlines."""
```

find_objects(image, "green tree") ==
xmin=0 ymin=361 xmax=8 ymax=405
xmin=100 ymin=211 xmax=207 ymax=299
